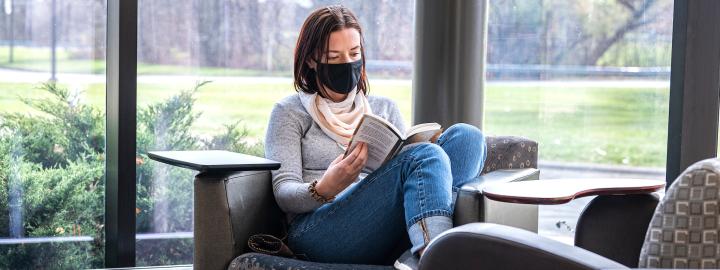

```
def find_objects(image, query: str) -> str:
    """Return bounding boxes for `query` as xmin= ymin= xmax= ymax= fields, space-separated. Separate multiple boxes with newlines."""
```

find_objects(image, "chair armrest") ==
xmin=452 ymin=134 xmax=539 ymax=225
xmin=148 ymin=150 xmax=283 ymax=270
xmin=465 ymin=168 xmax=541 ymax=192
xmin=193 ymin=171 xmax=285 ymax=270
xmin=453 ymin=168 xmax=539 ymax=225
xmin=419 ymin=223 xmax=628 ymax=270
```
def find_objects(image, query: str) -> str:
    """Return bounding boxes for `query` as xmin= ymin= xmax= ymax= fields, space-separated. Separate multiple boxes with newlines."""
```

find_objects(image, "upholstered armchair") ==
xmin=418 ymin=158 xmax=720 ymax=270
xmin=149 ymin=135 xmax=539 ymax=270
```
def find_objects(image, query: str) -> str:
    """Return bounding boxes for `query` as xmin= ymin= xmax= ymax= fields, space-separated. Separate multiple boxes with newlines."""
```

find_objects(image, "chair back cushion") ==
xmin=639 ymin=158 xmax=720 ymax=268
xmin=482 ymin=136 xmax=538 ymax=175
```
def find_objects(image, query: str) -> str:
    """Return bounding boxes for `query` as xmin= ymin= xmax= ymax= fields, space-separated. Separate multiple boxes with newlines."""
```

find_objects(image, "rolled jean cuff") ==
xmin=408 ymin=215 xmax=453 ymax=254
xmin=406 ymin=209 xmax=452 ymax=228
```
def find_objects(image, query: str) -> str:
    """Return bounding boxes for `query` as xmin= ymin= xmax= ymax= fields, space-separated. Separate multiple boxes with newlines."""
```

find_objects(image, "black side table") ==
xmin=148 ymin=150 xmax=280 ymax=173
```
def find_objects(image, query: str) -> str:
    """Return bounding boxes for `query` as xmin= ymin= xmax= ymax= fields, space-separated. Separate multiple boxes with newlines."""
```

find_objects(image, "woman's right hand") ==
xmin=315 ymin=142 xmax=368 ymax=199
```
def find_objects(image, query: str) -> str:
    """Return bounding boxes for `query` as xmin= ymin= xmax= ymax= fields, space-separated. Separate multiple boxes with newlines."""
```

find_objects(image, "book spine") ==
xmin=385 ymin=139 xmax=405 ymax=163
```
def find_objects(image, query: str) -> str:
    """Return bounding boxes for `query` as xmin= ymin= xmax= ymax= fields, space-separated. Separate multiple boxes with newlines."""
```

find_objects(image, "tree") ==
xmin=582 ymin=0 xmax=660 ymax=65
xmin=488 ymin=0 xmax=670 ymax=67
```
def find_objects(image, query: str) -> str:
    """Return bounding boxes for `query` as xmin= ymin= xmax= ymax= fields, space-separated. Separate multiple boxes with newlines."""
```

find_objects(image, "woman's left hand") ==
xmin=315 ymin=142 xmax=368 ymax=198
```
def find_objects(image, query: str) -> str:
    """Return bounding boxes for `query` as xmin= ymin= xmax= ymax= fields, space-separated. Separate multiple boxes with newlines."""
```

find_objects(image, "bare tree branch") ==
xmin=584 ymin=0 xmax=659 ymax=65
xmin=617 ymin=0 xmax=637 ymax=13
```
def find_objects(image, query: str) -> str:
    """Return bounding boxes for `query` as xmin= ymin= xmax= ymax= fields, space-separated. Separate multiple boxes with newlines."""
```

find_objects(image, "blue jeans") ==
xmin=287 ymin=123 xmax=487 ymax=264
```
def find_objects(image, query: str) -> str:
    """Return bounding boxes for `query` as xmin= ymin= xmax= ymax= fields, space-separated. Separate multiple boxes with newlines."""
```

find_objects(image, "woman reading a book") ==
xmin=265 ymin=5 xmax=487 ymax=269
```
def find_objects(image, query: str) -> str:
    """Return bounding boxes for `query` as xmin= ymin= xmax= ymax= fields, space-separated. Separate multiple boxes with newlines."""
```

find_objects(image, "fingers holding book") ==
xmin=349 ymin=142 xmax=368 ymax=172
xmin=316 ymin=142 xmax=369 ymax=198
xmin=341 ymin=142 xmax=367 ymax=171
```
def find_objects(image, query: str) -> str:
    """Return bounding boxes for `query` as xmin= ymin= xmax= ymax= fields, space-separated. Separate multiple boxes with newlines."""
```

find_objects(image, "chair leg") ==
xmin=194 ymin=172 xmax=237 ymax=270
xmin=575 ymin=194 xmax=659 ymax=268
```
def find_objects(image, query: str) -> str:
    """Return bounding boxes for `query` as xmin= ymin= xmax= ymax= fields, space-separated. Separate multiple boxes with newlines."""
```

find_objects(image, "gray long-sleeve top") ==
xmin=264 ymin=93 xmax=406 ymax=217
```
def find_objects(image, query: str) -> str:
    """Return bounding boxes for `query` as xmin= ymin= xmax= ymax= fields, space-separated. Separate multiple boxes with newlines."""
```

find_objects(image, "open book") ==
xmin=344 ymin=114 xmax=442 ymax=171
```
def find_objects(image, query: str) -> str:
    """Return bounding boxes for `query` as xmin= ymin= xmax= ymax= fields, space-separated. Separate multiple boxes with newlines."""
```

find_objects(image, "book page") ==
xmin=405 ymin=123 xmax=441 ymax=138
xmin=404 ymin=123 xmax=442 ymax=144
xmin=346 ymin=114 xmax=402 ymax=171
xmin=405 ymin=129 xmax=443 ymax=144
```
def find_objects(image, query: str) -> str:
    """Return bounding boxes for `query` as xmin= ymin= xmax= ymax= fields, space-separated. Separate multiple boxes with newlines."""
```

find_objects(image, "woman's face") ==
xmin=308 ymin=28 xmax=362 ymax=102
xmin=325 ymin=28 xmax=362 ymax=64
xmin=312 ymin=28 xmax=362 ymax=101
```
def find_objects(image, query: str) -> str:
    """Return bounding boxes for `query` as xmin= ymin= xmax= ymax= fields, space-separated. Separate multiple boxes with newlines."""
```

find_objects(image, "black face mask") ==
xmin=316 ymin=59 xmax=362 ymax=94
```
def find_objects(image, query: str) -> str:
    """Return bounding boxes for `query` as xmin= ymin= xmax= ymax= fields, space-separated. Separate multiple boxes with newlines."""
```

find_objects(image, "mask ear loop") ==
xmin=314 ymin=58 xmax=331 ymax=98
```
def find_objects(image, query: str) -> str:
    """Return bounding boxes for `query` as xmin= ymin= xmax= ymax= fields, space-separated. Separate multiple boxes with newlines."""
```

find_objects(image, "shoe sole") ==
xmin=394 ymin=260 xmax=414 ymax=270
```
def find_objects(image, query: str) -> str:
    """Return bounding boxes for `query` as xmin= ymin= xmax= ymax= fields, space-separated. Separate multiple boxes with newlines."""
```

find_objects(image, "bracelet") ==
xmin=309 ymin=180 xmax=335 ymax=203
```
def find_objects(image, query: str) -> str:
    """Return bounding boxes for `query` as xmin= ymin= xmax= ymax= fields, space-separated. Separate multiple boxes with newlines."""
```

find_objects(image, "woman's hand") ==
xmin=315 ymin=142 xmax=368 ymax=199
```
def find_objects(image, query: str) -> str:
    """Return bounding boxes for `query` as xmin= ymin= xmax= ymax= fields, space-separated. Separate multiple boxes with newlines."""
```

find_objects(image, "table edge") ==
xmin=147 ymin=151 xmax=281 ymax=172
xmin=484 ymin=184 xmax=665 ymax=205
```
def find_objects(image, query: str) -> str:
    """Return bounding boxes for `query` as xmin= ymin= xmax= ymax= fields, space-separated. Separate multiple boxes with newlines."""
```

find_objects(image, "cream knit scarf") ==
xmin=298 ymin=89 xmax=372 ymax=147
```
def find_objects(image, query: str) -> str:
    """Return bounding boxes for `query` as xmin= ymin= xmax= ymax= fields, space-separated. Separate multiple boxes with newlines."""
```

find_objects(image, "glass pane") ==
xmin=135 ymin=0 xmax=414 ymax=266
xmin=0 ymin=0 xmax=106 ymax=268
xmin=486 ymin=0 xmax=673 ymax=243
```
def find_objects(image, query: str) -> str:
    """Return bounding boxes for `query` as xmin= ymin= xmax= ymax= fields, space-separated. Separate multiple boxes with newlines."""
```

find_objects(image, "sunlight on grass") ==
xmin=0 ymin=79 xmax=670 ymax=167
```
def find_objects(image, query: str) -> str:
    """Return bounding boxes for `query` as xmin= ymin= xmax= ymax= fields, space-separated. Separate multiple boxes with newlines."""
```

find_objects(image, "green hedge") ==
xmin=0 ymin=82 xmax=262 ymax=268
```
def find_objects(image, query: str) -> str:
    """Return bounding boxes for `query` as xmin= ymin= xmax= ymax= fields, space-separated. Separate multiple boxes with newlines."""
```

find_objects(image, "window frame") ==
xmin=105 ymin=0 xmax=138 ymax=267
xmin=665 ymin=0 xmax=720 ymax=186
xmin=101 ymin=0 xmax=720 ymax=267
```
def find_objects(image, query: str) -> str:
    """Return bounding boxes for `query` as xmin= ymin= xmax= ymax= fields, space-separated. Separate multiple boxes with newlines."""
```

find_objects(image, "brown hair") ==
xmin=293 ymin=5 xmax=368 ymax=98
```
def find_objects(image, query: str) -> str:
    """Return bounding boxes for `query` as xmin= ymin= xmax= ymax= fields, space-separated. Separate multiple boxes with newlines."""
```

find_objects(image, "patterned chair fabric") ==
xmin=638 ymin=158 xmax=720 ymax=268
xmin=482 ymin=135 xmax=538 ymax=174
xmin=228 ymin=253 xmax=393 ymax=270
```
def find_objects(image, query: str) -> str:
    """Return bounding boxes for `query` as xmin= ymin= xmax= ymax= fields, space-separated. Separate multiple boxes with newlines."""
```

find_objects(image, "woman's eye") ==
xmin=351 ymin=53 xmax=360 ymax=57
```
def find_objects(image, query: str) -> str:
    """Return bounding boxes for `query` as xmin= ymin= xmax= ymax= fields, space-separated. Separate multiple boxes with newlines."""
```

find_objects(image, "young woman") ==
xmin=264 ymin=5 xmax=487 ymax=268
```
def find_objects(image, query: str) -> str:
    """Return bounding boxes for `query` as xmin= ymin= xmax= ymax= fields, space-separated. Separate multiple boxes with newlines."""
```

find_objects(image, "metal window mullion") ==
xmin=666 ymin=0 xmax=720 ymax=186
xmin=412 ymin=0 xmax=488 ymax=129
xmin=105 ymin=0 xmax=138 ymax=267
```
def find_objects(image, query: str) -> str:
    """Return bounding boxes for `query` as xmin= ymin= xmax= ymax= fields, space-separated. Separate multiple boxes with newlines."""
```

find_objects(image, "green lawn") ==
xmin=0 ymin=80 xmax=670 ymax=168
xmin=485 ymin=84 xmax=668 ymax=167
xmin=0 ymin=46 xmax=290 ymax=76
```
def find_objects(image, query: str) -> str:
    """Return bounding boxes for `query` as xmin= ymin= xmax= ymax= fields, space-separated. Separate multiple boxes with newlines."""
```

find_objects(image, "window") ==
xmin=0 ymin=0 xmax=106 ymax=268
xmin=1 ymin=0 xmax=688 ymax=266
xmin=134 ymin=0 xmax=414 ymax=265
xmin=485 ymin=0 xmax=673 ymax=243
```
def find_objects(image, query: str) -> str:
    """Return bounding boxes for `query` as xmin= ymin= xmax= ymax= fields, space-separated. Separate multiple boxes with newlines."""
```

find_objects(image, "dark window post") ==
xmin=666 ymin=0 xmax=720 ymax=185
xmin=412 ymin=0 xmax=489 ymax=129
xmin=106 ymin=0 xmax=137 ymax=267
